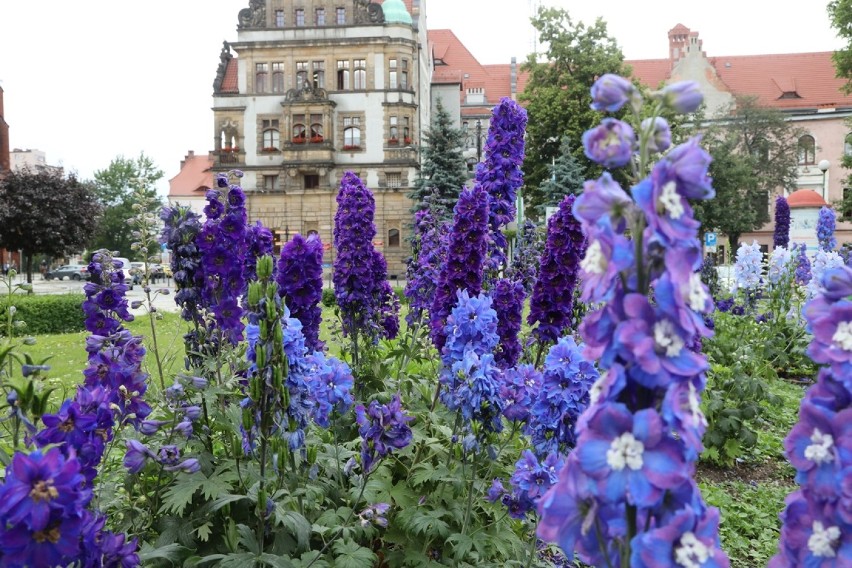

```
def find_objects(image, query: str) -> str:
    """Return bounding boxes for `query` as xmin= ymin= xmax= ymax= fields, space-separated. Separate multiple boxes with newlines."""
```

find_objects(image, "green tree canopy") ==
xmin=829 ymin=0 xmax=852 ymax=93
xmin=90 ymin=153 xmax=163 ymax=258
xmin=520 ymin=7 xmax=629 ymax=216
xmin=695 ymin=96 xmax=803 ymax=252
xmin=0 ymin=168 xmax=101 ymax=282
xmin=409 ymin=98 xmax=469 ymax=220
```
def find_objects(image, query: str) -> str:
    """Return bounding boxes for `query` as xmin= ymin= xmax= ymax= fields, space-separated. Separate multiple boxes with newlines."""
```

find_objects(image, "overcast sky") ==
xmin=0 ymin=0 xmax=844 ymax=195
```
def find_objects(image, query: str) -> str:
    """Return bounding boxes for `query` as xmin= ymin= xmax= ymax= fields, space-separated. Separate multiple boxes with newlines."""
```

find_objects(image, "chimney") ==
xmin=668 ymin=24 xmax=700 ymax=67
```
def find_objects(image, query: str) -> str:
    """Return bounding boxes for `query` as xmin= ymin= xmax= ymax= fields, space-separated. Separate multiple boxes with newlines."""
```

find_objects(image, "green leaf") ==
xmin=446 ymin=533 xmax=474 ymax=560
xmin=332 ymin=539 xmax=377 ymax=568
xmin=276 ymin=509 xmax=311 ymax=549
xmin=258 ymin=553 xmax=296 ymax=568
xmin=195 ymin=522 xmax=213 ymax=542
xmin=160 ymin=474 xmax=205 ymax=516
xmin=138 ymin=542 xmax=190 ymax=564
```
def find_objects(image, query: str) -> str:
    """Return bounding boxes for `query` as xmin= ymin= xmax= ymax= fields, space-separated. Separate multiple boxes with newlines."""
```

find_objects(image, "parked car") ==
xmin=112 ymin=257 xmax=137 ymax=289
xmin=45 ymin=264 xmax=89 ymax=281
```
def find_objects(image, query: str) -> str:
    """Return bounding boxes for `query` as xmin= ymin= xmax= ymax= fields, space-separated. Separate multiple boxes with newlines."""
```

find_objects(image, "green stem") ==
xmin=305 ymin=475 xmax=370 ymax=568
xmin=145 ymin=290 xmax=166 ymax=391
xmin=524 ymin=523 xmax=539 ymax=568
xmin=460 ymin=452 xmax=478 ymax=536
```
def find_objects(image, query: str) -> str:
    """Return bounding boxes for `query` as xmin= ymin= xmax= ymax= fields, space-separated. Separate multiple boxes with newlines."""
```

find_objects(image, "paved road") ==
xmin=6 ymin=275 xmax=180 ymax=315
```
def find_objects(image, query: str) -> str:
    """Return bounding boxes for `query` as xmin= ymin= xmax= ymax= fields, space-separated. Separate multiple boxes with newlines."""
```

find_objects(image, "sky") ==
xmin=0 ymin=0 xmax=845 ymax=196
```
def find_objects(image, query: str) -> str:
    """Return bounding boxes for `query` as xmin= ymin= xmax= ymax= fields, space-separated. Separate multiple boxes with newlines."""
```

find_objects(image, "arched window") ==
xmin=845 ymin=133 xmax=852 ymax=156
xmin=292 ymin=114 xmax=306 ymax=143
xmin=344 ymin=117 xmax=361 ymax=149
xmin=310 ymin=114 xmax=324 ymax=143
xmin=353 ymin=59 xmax=366 ymax=90
xmin=798 ymin=135 xmax=816 ymax=165
xmin=389 ymin=116 xmax=398 ymax=142
xmin=262 ymin=119 xmax=279 ymax=150
xmin=388 ymin=228 xmax=400 ymax=247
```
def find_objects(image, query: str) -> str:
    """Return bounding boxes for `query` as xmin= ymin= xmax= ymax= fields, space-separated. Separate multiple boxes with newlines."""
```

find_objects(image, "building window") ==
xmin=389 ymin=59 xmax=397 ymax=89
xmin=255 ymin=63 xmax=268 ymax=93
xmin=272 ymin=62 xmax=285 ymax=93
xmin=337 ymin=60 xmax=350 ymax=90
xmin=295 ymin=8 xmax=305 ymax=26
xmin=403 ymin=116 xmax=411 ymax=143
xmin=353 ymin=59 xmax=366 ymax=89
xmin=401 ymin=59 xmax=409 ymax=90
xmin=845 ymin=133 xmax=852 ymax=156
xmin=798 ymin=135 xmax=816 ymax=165
xmin=315 ymin=8 xmax=325 ymax=25
xmin=264 ymin=175 xmax=279 ymax=191
xmin=304 ymin=174 xmax=320 ymax=189
xmin=386 ymin=173 xmax=402 ymax=188
xmin=262 ymin=119 xmax=280 ymax=150
xmin=336 ymin=7 xmax=346 ymax=24
xmin=312 ymin=60 xmax=325 ymax=88
xmin=296 ymin=61 xmax=309 ymax=90
xmin=343 ymin=117 xmax=361 ymax=149
xmin=310 ymin=114 xmax=324 ymax=142
xmin=292 ymin=114 xmax=306 ymax=143
xmin=844 ymin=188 xmax=852 ymax=219
xmin=388 ymin=227 xmax=401 ymax=247
xmin=389 ymin=116 xmax=398 ymax=142
xmin=275 ymin=9 xmax=284 ymax=27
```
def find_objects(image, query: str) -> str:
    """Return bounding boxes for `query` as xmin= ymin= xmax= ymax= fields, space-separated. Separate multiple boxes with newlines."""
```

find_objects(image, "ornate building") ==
xmin=211 ymin=0 xmax=429 ymax=275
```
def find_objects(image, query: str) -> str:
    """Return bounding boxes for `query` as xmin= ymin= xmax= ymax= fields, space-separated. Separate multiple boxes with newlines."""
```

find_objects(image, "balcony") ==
xmin=282 ymin=139 xmax=335 ymax=166
xmin=216 ymin=148 xmax=243 ymax=166
xmin=384 ymin=146 xmax=418 ymax=165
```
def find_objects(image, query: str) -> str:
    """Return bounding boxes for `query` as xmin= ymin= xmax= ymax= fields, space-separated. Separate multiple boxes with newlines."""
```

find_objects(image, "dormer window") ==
xmin=779 ymin=91 xmax=802 ymax=100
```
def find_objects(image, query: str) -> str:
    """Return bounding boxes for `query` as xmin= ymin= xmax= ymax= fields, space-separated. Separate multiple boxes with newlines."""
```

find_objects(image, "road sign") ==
xmin=705 ymin=232 xmax=717 ymax=253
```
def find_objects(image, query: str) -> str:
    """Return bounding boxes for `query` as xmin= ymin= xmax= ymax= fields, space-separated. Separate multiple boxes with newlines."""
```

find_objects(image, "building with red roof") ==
xmin=167 ymin=151 xmax=215 ymax=215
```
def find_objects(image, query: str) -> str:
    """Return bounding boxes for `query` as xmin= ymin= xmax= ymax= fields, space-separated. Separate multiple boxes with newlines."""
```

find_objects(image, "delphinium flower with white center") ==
xmin=807 ymin=249 xmax=845 ymax=300
xmin=537 ymin=75 xmax=728 ymax=567
xmin=771 ymin=264 xmax=852 ymax=565
xmin=732 ymin=241 xmax=763 ymax=294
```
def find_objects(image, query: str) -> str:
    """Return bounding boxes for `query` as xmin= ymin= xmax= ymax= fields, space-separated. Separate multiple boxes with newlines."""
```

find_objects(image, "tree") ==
xmin=829 ymin=0 xmax=852 ymax=93
xmin=408 ymin=98 xmax=469 ymax=220
xmin=694 ymin=96 xmax=803 ymax=252
xmin=520 ymin=7 xmax=629 ymax=215
xmin=536 ymin=136 xmax=585 ymax=216
xmin=90 ymin=153 xmax=163 ymax=259
xmin=0 ymin=168 xmax=101 ymax=283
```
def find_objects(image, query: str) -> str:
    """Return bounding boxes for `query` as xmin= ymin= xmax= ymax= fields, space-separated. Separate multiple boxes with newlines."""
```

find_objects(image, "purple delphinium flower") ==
xmin=660 ymin=81 xmax=703 ymax=113
xmin=355 ymin=394 xmax=414 ymax=474
xmin=0 ymin=447 xmax=91 ymax=567
xmin=196 ymin=173 xmax=250 ymax=344
xmin=538 ymin=75 xmax=725 ymax=566
xmin=641 ymin=116 xmax=672 ymax=154
xmin=795 ymin=242 xmax=813 ymax=285
xmin=507 ymin=219 xmax=544 ymax=294
xmin=429 ymin=184 xmax=489 ymax=351
xmin=491 ymin=278 xmax=525 ymax=369
xmin=277 ymin=233 xmax=325 ymax=352
xmin=590 ymin=74 xmax=638 ymax=112
xmin=333 ymin=172 xmax=399 ymax=344
xmin=774 ymin=196 xmax=791 ymax=249
xmin=498 ymin=451 xmax=564 ymax=519
xmin=818 ymin=206 xmax=838 ymax=252
xmin=771 ymin=264 xmax=852 ymax=565
xmin=582 ymin=118 xmax=635 ymax=169
xmin=244 ymin=220 xmax=275 ymax=288
xmin=405 ymin=209 xmax=448 ymax=325
xmin=528 ymin=194 xmax=586 ymax=346
xmin=476 ymin=98 xmax=527 ymax=270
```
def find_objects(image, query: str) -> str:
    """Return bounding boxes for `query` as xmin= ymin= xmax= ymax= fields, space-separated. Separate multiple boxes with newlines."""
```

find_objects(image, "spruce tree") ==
xmin=536 ymin=136 xmax=585 ymax=217
xmin=409 ymin=98 xmax=469 ymax=220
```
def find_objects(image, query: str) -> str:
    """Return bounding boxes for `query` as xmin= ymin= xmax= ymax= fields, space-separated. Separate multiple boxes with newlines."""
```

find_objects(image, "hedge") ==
xmin=0 ymin=294 xmax=86 ymax=336
xmin=320 ymin=287 xmax=409 ymax=308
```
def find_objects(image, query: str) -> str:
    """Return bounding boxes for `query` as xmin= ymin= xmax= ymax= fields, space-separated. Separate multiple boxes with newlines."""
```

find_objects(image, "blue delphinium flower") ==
xmin=768 ymin=246 xmax=793 ymax=285
xmin=774 ymin=196 xmax=791 ymax=249
xmin=771 ymin=265 xmax=852 ymax=565
xmin=641 ymin=116 xmax=672 ymax=154
xmin=508 ymin=219 xmax=544 ymax=293
xmin=355 ymin=394 xmax=414 ymax=474
xmin=528 ymin=195 xmax=586 ymax=349
xmin=794 ymin=242 xmax=813 ymax=286
xmin=732 ymin=241 xmax=763 ymax=293
xmin=497 ymin=451 xmax=564 ymax=519
xmin=590 ymin=74 xmax=638 ymax=112
xmin=537 ymin=75 xmax=726 ymax=567
xmin=806 ymin=249 xmax=844 ymax=300
xmin=817 ymin=206 xmax=837 ymax=252
xmin=277 ymin=233 xmax=325 ymax=352
xmin=404 ymin=209 xmax=447 ymax=325
xmin=160 ymin=204 xmax=204 ymax=324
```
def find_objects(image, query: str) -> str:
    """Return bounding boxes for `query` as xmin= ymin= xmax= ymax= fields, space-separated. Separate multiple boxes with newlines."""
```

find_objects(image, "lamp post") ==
xmin=475 ymin=119 xmax=482 ymax=163
xmin=819 ymin=159 xmax=831 ymax=201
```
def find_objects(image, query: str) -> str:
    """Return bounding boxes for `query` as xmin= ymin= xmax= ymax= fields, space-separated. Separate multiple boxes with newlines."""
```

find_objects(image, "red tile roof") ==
xmin=221 ymin=58 xmax=239 ymax=94
xmin=788 ymin=189 xmax=828 ymax=209
xmin=168 ymin=152 xmax=214 ymax=197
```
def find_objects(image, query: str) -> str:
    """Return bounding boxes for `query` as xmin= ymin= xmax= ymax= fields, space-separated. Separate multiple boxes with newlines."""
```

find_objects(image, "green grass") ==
xmin=21 ymin=311 xmax=187 ymax=399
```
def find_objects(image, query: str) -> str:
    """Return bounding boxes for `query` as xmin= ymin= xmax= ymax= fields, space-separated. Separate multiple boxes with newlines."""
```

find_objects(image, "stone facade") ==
xmin=211 ymin=0 xmax=429 ymax=274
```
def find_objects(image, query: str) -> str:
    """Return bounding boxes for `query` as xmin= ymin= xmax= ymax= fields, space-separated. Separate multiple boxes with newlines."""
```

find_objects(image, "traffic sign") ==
xmin=704 ymin=232 xmax=717 ymax=247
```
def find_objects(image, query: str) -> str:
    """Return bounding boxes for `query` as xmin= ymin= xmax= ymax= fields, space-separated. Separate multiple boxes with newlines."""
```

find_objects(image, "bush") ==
xmin=321 ymin=287 xmax=336 ymax=307
xmin=0 ymin=293 xmax=86 ymax=335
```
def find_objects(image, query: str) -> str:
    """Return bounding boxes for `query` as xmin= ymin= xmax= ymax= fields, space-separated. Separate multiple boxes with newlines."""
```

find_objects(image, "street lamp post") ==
xmin=819 ymin=159 xmax=831 ymax=201
xmin=475 ymin=119 xmax=482 ymax=163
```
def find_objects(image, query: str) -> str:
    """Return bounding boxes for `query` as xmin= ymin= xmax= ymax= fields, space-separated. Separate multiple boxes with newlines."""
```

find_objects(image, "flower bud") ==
xmin=660 ymin=81 xmax=703 ymax=113
xmin=590 ymin=74 xmax=637 ymax=112
xmin=248 ymin=282 xmax=262 ymax=306
xmin=256 ymin=256 xmax=273 ymax=280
